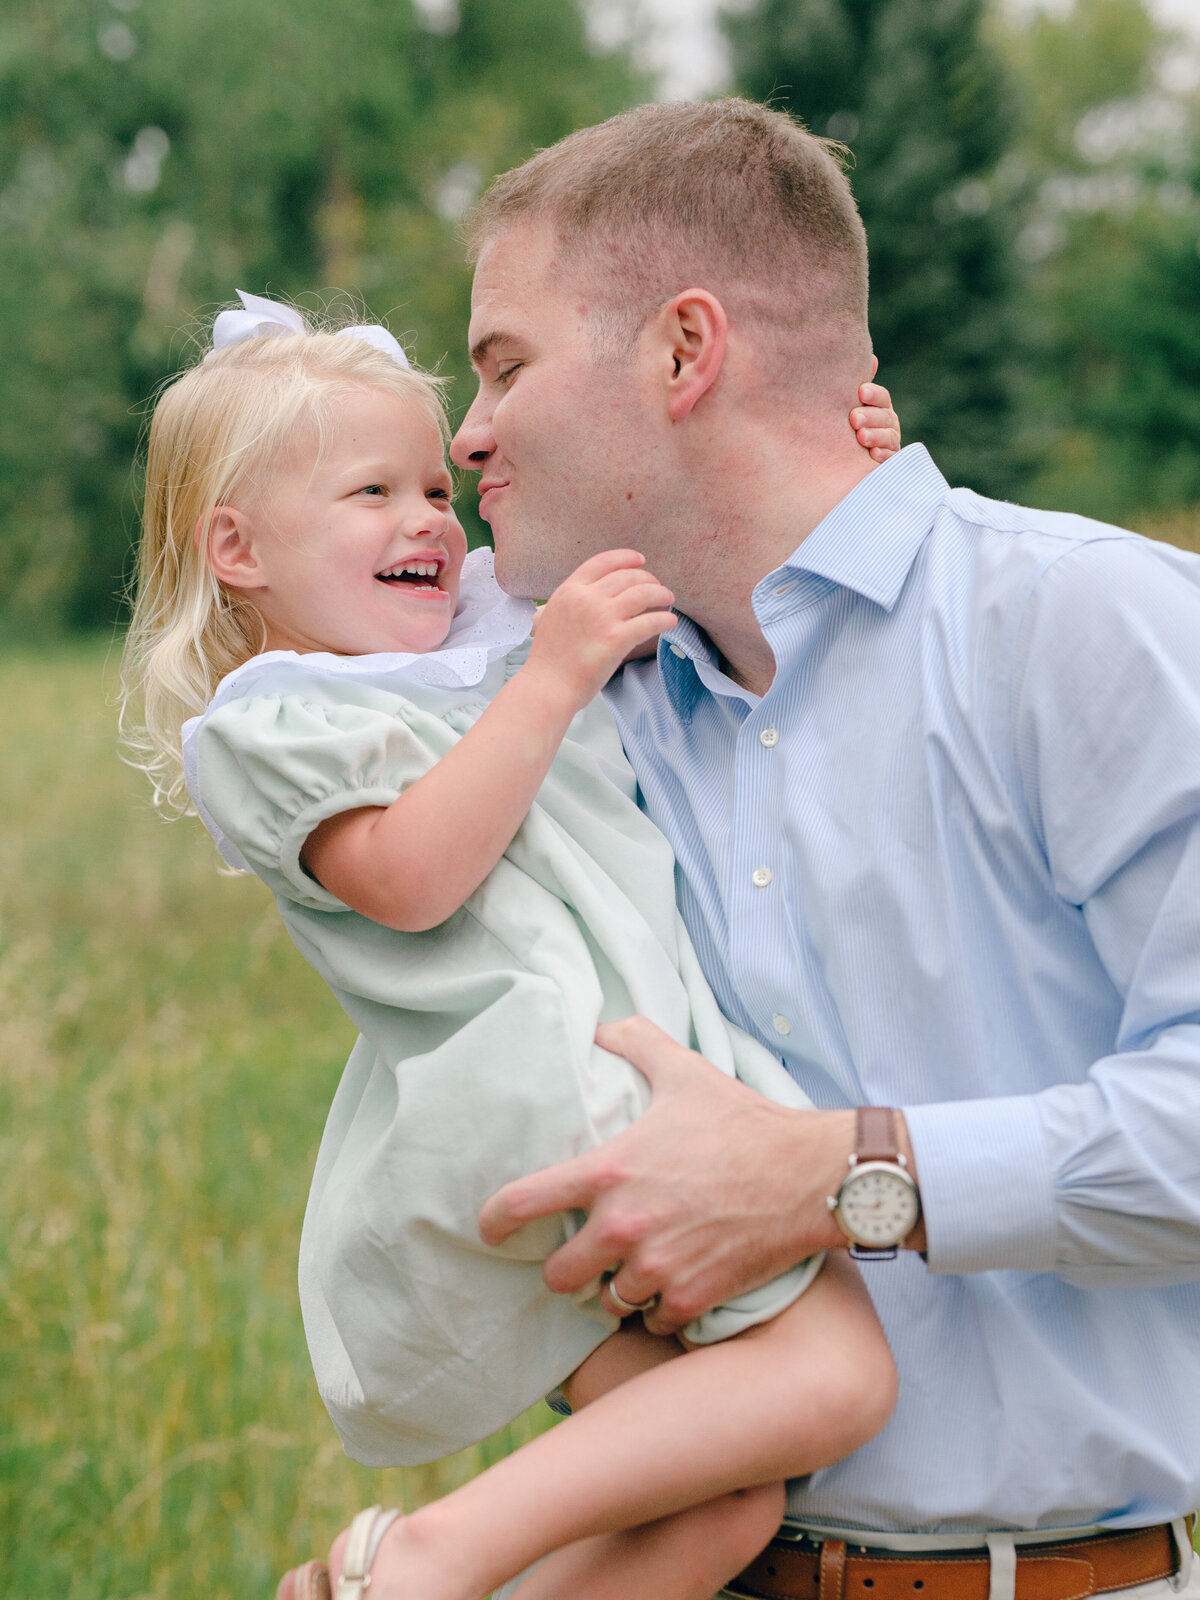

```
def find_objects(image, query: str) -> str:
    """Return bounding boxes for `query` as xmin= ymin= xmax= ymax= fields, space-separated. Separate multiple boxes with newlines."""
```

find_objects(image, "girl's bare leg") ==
xmin=506 ymin=1322 xmax=782 ymax=1600
xmin=507 ymin=1484 xmax=787 ymax=1600
xmin=329 ymin=1255 xmax=894 ymax=1600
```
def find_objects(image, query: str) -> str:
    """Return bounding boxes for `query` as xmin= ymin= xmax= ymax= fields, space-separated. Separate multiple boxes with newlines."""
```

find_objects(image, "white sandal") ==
xmin=336 ymin=1505 xmax=401 ymax=1599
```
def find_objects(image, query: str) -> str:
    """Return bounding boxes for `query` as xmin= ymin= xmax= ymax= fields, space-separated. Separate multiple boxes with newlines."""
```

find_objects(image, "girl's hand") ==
xmin=527 ymin=549 xmax=676 ymax=707
xmin=850 ymin=380 xmax=900 ymax=462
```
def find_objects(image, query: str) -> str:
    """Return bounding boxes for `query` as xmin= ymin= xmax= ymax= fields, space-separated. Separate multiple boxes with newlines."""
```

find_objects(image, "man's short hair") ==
xmin=465 ymin=98 xmax=870 ymax=395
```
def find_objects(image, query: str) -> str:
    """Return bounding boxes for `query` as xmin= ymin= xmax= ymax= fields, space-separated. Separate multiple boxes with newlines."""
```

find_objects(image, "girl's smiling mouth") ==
xmin=375 ymin=558 xmax=447 ymax=592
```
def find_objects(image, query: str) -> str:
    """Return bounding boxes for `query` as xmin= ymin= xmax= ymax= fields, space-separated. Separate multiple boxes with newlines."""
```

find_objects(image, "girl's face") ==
xmin=219 ymin=388 xmax=468 ymax=657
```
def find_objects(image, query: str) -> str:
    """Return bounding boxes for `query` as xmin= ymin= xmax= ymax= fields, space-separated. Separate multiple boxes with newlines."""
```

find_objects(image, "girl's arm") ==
xmin=301 ymin=549 xmax=675 ymax=932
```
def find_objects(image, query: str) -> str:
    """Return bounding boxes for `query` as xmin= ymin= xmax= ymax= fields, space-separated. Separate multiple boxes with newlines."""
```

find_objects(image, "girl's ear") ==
xmin=201 ymin=507 xmax=267 ymax=591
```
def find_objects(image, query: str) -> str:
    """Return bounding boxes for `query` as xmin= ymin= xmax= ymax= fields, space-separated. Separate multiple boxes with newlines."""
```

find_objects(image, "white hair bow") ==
xmin=209 ymin=289 xmax=411 ymax=369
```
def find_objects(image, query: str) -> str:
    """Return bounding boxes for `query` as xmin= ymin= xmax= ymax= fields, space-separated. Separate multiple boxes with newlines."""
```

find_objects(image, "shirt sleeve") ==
xmin=905 ymin=535 xmax=1200 ymax=1285
xmin=194 ymin=689 xmax=439 ymax=911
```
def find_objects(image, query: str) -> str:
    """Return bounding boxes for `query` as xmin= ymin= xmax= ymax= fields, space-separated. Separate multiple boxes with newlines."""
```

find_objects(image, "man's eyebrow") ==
xmin=468 ymin=331 xmax=518 ymax=368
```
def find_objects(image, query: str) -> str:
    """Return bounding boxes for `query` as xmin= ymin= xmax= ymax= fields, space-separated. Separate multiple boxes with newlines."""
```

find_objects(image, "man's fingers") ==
xmin=540 ymin=1224 xmax=631 ymax=1296
xmin=478 ymin=1154 xmax=601 ymax=1245
xmin=595 ymin=1015 xmax=703 ymax=1090
xmin=641 ymin=1296 xmax=692 ymax=1338
xmin=598 ymin=1271 xmax=661 ymax=1319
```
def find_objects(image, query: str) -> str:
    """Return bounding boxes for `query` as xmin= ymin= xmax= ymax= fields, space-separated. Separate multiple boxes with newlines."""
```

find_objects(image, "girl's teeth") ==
xmin=378 ymin=561 xmax=440 ymax=578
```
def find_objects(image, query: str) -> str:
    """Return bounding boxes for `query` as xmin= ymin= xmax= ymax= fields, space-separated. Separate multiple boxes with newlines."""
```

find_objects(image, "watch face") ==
xmin=837 ymin=1163 xmax=920 ymax=1248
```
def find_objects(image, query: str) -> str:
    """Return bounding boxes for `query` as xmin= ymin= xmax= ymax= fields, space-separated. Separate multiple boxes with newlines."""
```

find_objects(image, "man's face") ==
xmin=451 ymin=224 xmax=658 ymax=599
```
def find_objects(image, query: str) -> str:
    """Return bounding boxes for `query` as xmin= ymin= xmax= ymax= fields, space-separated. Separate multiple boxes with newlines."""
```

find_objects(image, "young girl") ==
xmin=122 ymin=293 xmax=901 ymax=1600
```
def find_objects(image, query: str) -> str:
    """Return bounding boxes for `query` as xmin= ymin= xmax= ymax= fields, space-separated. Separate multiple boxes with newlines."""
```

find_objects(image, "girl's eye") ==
xmin=496 ymin=363 xmax=522 ymax=386
xmin=426 ymin=488 xmax=450 ymax=503
xmin=361 ymin=484 xmax=387 ymax=497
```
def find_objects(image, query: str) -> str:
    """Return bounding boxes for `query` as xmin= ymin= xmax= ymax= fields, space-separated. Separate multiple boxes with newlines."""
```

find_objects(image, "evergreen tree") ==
xmin=723 ymin=0 xmax=1023 ymax=496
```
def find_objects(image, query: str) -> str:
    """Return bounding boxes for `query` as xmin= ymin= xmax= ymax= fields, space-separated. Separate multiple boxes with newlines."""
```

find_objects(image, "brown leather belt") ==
xmin=728 ymin=1518 xmax=1196 ymax=1600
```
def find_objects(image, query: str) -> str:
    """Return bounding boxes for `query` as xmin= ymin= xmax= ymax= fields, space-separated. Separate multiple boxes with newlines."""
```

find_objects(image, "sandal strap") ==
xmin=276 ymin=1559 xmax=331 ymax=1600
xmin=337 ymin=1506 xmax=400 ymax=1599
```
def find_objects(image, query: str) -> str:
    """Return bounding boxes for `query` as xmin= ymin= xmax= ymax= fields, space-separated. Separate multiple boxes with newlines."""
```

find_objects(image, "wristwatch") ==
xmin=827 ymin=1106 xmax=921 ymax=1260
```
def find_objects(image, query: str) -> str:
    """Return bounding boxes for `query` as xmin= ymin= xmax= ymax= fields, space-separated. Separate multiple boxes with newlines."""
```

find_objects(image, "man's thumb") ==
xmin=595 ymin=1015 xmax=695 ymax=1088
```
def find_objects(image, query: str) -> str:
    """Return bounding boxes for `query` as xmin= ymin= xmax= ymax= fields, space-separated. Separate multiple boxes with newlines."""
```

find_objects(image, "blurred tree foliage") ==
xmin=0 ymin=0 xmax=641 ymax=631
xmin=4 ymin=0 xmax=1200 ymax=633
xmin=723 ymin=0 xmax=1025 ymax=497
xmin=723 ymin=0 xmax=1200 ymax=522
xmin=994 ymin=0 xmax=1200 ymax=522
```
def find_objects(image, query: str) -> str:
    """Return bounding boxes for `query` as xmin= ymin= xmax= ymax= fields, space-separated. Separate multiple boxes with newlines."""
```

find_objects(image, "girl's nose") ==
xmin=410 ymin=507 xmax=449 ymax=537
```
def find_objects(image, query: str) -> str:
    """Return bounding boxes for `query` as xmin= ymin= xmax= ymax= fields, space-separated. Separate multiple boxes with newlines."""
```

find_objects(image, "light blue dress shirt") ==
xmin=603 ymin=444 xmax=1200 ymax=1534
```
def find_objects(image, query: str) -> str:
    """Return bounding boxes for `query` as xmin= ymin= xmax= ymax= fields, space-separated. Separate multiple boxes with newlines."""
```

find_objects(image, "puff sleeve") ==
xmin=194 ymin=686 xmax=454 ymax=911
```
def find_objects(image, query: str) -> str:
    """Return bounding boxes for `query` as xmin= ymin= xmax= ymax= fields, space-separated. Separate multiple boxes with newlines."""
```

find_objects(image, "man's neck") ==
xmin=672 ymin=439 xmax=878 ymax=697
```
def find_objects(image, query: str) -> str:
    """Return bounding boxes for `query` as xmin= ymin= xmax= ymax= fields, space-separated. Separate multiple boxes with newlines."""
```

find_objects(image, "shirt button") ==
xmin=772 ymin=1013 xmax=792 ymax=1036
xmin=775 ymin=582 xmax=795 ymax=596
xmin=669 ymin=644 xmax=687 ymax=659
xmin=759 ymin=726 xmax=779 ymax=748
xmin=752 ymin=866 xmax=773 ymax=888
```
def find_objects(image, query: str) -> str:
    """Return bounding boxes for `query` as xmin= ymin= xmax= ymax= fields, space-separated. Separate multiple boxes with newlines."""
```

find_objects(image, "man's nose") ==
xmin=449 ymin=397 xmax=494 ymax=471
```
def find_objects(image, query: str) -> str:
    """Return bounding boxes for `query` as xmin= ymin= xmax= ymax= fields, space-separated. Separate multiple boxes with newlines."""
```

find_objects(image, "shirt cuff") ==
xmin=902 ymin=1095 xmax=1058 ymax=1274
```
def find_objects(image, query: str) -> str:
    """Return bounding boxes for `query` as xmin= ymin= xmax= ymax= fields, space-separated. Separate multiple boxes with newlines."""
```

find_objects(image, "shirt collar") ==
xmin=762 ymin=442 xmax=948 ymax=615
xmin=649 ymin=443 xmax=948 ymax=706
xmin=656 ymin=613 xmax=760 ymax=710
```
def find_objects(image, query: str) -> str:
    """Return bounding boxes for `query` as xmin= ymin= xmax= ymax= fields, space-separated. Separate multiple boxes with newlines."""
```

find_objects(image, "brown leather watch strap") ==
xmin=728 ymin=1520 xmax=1191 ymax=1600
xmin=855 ymin=1105 xmax=900 ymax=1164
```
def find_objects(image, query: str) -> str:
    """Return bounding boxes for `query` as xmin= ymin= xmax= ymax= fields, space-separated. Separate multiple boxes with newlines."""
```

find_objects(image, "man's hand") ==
xmin=478 ymin=1016 xmax=857 ymax=1336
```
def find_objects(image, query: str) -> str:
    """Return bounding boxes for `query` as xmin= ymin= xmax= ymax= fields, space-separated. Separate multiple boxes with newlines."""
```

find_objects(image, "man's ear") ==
xmin=201 ymin=507 xmax=268 ymax=592
xmin=658 ymin=289 xmax=728 ymax=422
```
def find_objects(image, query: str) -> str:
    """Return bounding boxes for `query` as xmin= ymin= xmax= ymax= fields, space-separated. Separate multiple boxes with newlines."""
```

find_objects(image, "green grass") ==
xmin=0 ymin=640 xmax=553 ymax=1599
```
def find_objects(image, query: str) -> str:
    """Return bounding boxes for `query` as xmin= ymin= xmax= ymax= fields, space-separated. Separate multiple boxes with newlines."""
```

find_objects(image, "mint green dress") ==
xmin=183 ymin=551 xmax=821 ymax=1468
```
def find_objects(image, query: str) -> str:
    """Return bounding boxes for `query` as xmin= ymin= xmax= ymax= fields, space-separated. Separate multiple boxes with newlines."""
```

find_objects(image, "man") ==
xmin=451 ymin=98 xmax=1200 ymax=1598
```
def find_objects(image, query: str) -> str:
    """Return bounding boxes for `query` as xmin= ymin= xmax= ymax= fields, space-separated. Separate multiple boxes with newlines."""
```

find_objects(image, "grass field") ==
xmin=0 ymin=641 xmax=554 ymax=1599
xmin=4 ymin=517 xmax=1199 ymax=1598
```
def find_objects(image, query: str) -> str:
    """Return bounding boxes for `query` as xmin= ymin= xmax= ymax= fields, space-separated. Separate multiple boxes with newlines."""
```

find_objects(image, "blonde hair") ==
xmin=466 ymin=97 xmax=870 ymax=393
xmin=120 ymin=311 xmax=447 ymax=816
